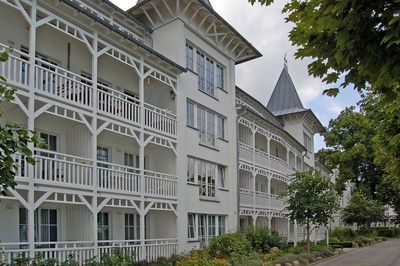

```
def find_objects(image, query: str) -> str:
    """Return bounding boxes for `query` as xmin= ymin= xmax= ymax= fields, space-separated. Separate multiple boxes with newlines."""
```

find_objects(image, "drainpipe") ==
xmin=236 ymin=104 xmax=246 ymax=229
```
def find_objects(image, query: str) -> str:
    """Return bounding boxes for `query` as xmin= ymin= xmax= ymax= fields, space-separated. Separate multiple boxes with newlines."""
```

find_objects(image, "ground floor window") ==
xmin=98 ymin=212 xmax=110 ymax=243
xmin=125 ymin=213 xmax=140 ymax=240
xmin=19 ymin=208 xmax=58 ymax=248
xmin=187 ymin=213 xmax=226 ymax=245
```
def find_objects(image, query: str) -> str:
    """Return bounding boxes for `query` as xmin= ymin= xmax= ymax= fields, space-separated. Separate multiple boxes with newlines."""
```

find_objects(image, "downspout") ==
xmin=236 ymin=105 xmax=246 ymax=229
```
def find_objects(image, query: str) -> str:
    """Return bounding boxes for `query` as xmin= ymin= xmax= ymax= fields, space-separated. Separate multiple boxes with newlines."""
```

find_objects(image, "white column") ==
xmin=91 ymin=32 xmax=99 ymax=257
xmin=294 ymin=220 xmax=298 ymax=246
xmin=287 ymin=219 xmax=291 ymax=242
xmin=27 ymin=1 xmax=37 ymax=259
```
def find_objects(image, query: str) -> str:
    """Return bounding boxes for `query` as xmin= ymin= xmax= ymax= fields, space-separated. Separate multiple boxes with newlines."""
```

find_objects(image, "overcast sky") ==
xmin=110 ymin=0 xmax=361 ymax=152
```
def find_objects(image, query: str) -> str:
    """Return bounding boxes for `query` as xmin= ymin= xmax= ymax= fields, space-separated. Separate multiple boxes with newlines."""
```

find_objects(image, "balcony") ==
xmin=14 ymin=149 xmax=178 ymax=199
xmin=0 ymin=44 xmax=177 ymax=137
xmin=0 ymin=239 xmax=178 ymax=264
xmin=239 ymin=189 xmax=286 ymax=211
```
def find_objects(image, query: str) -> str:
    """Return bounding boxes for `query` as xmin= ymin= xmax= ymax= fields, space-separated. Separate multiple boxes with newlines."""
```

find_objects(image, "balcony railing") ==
xmin=97 ymin=162 xmax=140 ymax=194
xmin=239 ymin=189 xmax=286 ymax=211
xmin=0 ymin=239 xmax=177 ymax=264
xmin=0 ymin=45 xmax=177 ymax=137
xmin=13 ymin=150 xmax=177 ymax=199
xmin=144 ymin=170 xmax=178 ymax=198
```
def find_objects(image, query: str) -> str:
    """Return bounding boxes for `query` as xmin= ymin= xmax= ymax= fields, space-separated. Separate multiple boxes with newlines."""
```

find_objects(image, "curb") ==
xmin=309 ymin=241 xmax=385 ymax=265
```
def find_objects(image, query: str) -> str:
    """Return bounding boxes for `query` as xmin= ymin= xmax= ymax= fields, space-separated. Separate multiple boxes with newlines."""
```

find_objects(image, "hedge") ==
xmin=376 ymin=228 xmax=396 ymax=237
xmin=327 ymin=241 xmax=353 ymax=248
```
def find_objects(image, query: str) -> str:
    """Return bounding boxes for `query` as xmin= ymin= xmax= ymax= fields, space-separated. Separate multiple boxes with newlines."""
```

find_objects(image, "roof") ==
xmin=137 ymin=0 xmax=213 ymax=7
xmin=267 ymin=66 xmax=325 ymax=134
xmin=128 ymin=0 xmax=262 ymax=64
xmin=267 ymin=67 xmax=307 ymax=116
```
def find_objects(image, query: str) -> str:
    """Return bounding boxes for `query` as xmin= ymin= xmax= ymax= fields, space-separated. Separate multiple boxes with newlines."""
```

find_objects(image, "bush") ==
xmin=243 ymin=226 xmax=284 ymax=252
xmin=343 ymin=228 xmax=357 ymax=240
xmin=208 ymin=232 xmax=252 ymax=258
xmin=354 ymin=239 xmax=364 ymax=247
xmin=376 ymin=229 xmax=395 ymax=237
xmin=329 ymin=241 xmax=353 ymax=248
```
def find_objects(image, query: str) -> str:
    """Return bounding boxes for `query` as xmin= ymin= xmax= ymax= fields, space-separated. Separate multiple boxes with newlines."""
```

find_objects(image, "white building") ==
xmin=0 ymin=0 xmax=327 ymax=263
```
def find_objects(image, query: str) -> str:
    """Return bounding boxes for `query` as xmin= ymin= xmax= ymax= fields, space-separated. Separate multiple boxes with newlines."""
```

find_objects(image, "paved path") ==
xmin=313 ymin=238 xmax=400 ymax=266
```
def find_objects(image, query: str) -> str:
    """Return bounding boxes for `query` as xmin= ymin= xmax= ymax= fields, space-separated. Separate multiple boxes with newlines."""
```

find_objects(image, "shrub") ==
xmin=208 ymin=232 xmax=252 ymax=258
xmin=329 ymin=241 xmax=353 ymax=248
xmin=243 ymin=226 xmax=284 ymax=253
xmin=376 ymin=229 xmax=395 ymax=237
xmin=298 ymin=252 xmax=316 ymax=263
xmin=354 ymin=239 xmax=364 ymax=247
xmin=343 ymin=227 xmax=357 ymax=240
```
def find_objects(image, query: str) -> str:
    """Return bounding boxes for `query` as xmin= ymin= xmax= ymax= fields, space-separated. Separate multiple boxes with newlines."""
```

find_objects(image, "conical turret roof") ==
xmin=267 ymin=67 xmax=307 ymax=116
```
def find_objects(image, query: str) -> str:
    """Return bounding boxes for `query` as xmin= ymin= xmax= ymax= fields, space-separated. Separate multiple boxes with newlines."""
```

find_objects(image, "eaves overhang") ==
xmin=59 ymin=0 xmax=187 ymax=74
xmin=128 ymin=0 xmax=262 ymax=64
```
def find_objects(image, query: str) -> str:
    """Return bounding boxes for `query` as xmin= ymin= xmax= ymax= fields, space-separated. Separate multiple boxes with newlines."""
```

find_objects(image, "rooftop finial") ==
xmin=284 ymin=53 xmax=288 ymax=71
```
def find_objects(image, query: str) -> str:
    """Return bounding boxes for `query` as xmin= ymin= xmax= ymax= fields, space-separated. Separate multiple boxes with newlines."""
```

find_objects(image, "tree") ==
xmin=282 ymin=168 xmax=339 ymax=251
xmin=248 ymin=0 xmax=400 ymax=99
xmin=0 ymin=48 xmax=44 ymax=197
xmin=249 ymin=0 xmax=400 ymax=198
xmin=316 ymin=106 xmax=386 ymax=199
xmin=342 ymin=191 xmax=386 ymax=236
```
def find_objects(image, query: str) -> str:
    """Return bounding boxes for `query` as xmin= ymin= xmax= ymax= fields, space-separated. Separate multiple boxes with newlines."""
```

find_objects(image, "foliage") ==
xmin=99 ymin=248 xmax=136 ymax=265
xmin=248 ymin=0 xmax=400 ymax=101
xmin=329 ymin=227 xmax=357 ymax=241
xmin=282 ymin=168 xmax=339 ymax=250
xmin=316 ymin=106 xmax=386 ymax=198
xmin=0 ymin=48 xmax=45 ymax=197
xmin=342 ymin=191 xmax=386 ymax=234
xmin=248 ymin=0 xmax=400 ymax=217
xmin=243 ymin=226 xmax=282 ymax=252
xmin=208 ymin=231 xmax=252 ymax=259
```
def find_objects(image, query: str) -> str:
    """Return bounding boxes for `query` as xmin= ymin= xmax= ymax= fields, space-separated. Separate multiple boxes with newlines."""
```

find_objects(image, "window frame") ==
xmin=186 ymin=101 xmax=195 ymax=127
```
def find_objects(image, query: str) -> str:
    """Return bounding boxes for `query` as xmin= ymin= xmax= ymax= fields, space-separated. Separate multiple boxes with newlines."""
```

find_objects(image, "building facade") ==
xmin=0 ymin=0 xmax=328 ymax=263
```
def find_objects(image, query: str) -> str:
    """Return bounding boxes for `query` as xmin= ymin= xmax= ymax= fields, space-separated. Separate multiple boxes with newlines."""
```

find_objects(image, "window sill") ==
xmin=187 ymin=182 xmax=200 ymax=187
xmin=198 ymin=88 xmax=219 ymax=101
xmin=188 ymin=239 xmax=200 ymax=243
xmin=218 ymin=137 xmax=228 ymax=143
xmin=186 ymin=68 xmax=197 ymax=75
xmin=218 ymin=188 xmax=229 ymax=192
xmin=199 ymin=197 xmax=220 ymax=203
xmin=217 ymin=87 xmax=227 ymax=94
xmin=199 ymin=142 xmax=219 ymax=151
xmin=186 ymin=125 xmax=199 ymax=131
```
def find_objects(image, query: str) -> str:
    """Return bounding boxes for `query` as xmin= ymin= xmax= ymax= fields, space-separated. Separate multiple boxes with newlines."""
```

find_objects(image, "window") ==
xmin=187 ymin=214 xmax=195 ymax=239
xmin=187 ymin=157 xmax=224 ymax=198
xmin=19 ymin=207 xmax=28 ymax=248
xmin=97 ymin=146 xmax=109 ymax=167
xmin=198 ymin=161 xmax=215 ymax=198
xmin=303 ymin=133 xmax=312 ymax=151
xmin=125 ymin=213 xmax=140 ymax=240
xmin=187 ymin=44 xmax=225 ymax=96
xmin=187 ymin=157 xmax=195 ymax=183
xmin=216 ymin=65 xmax=224 ymax=90
xmin=189 ymin=214 xmax=226 ymax=245
xmin=196 ymin=51 xmax=205 ymax=92
xmin=218 ymin=166 xmax=226 ymax=189
xmin=197 ymin=107 xmax=216 ymax=146
xmin=197 ymin=107 xmax=206 ymax=143
xmin=217 ymin=116 xmax=225 ymax=139
xmin=39 ymin=209 xmax=57 ymax=247
xmin=218 ymin=216 xmax=226 ymax=235
xmin=205 ymin=58 xmax=214 ymax=95
xmin=40 ymin=133 xmax=57 ymax=152
xmin=207 ymin=111 xmax=215 ymax=146
xmin=98 ymin=212 xmax=109 ymax=243
xmin=186 ymin=101 xmax=195 ymax=127
xmin=186 ymin=44 xmax=194 ymax=71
